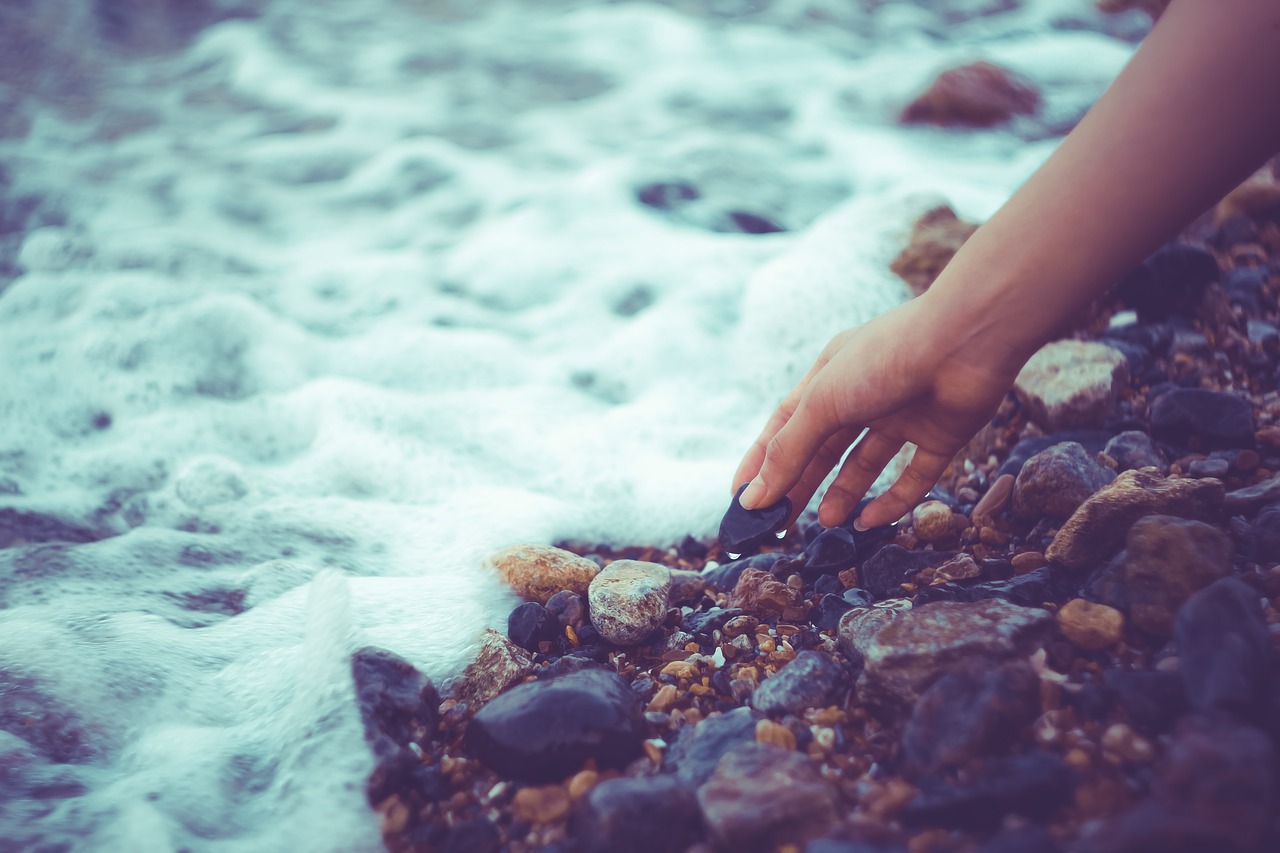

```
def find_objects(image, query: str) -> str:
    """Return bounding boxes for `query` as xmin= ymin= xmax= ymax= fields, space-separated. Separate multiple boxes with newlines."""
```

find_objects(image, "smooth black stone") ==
xmin=977 ymin=826 xmax=1061 ymax=853
xmin=860 ymin=545 xmax=956 ymax=599
xmin=350 ymin=647 xmax=438 ymax=759
xmin=726 ymin=210 xmax=785 ymax=234
xmin=801 ymin=527 xmax=858 ymax=578
xmin=663 ymin=706 xmax=762 ymax=788
xmin=902 ymin=752 xmax=1074 ymax=831
xmin=677 ymin=534 xmax=709 ymax=559
xmin=1117 ymin=242 xmax=1219 ymax=321
xmin=575 ymin=775 xmax=703 ymax=853
xmin=842 ymin=587 xmax=874 ymax=607
xmin=814 ymin=594 xmax=853 ymax=632
xmin=545 ymin=590 xmax=586 ymax=628
xmin=1174 ymin=577 xmax=1274 ymax=724
xmin=507 ymin=601 xmax=555 ymax=651
xmin=813 ymin=574 xmax=844 ymax=597
xmin=995 ymin=431 xmax=1113 ymax=479
xmin=466 ymin=669 xmax=644 ymax=783
xmin=718 ymin=484 xmax=792 ymax=557
xmin=900 ymin=660 xmax=1040 ymax=778
xmin=1101 ymin=669 xmax=1186 ymax=735
xmin=438 ymin=818 xmax=502 ymax=853
xmin=1149 ymin=388 xmax=1255 ymax=451
xmin=682 ymin=607 xmax=745 ymax=637
xmin=1253 ymin=503 xmax=1280 ymax=563
xmin=968 ymin=566 xmax=1078 ymax=607
xmin=636 ymin=181 xmax=699 ymax=210
xmin=750 ymin=650 xmax=850 ymax=716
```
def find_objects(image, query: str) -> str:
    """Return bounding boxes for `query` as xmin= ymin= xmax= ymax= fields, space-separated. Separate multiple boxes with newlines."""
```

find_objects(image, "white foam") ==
xmin=0 ymin=0 xmax=1141 ymax=848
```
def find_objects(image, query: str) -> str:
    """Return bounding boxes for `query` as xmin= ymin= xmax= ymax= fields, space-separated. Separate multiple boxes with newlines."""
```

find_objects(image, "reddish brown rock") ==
xmin=727 ymin=568 xmax=802 ymax=617
xmin=901 ymin=61 xmax=1040 ymax=128
xmin=449 ymin=628 xmax=533 ymax=706
xmin=889 ymin=205 xmax=978 ymax=295
xmin=488 ymin=544 xmax=601 ymax=603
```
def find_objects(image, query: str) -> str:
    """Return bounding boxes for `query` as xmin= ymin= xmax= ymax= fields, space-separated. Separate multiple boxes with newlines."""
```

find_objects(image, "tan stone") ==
xmin=1012 ymin=551 xmax=1047 ymax=574
xmin=587 ymin=559 xmax=671 ymax=645
xmin=972 ymin=473 xmax=1015 ymax=524
xmin=755 ymin=718 xmax=797 ymax=751
xmin=1014 ymin=341 xmax=1129 ymax=431
xmin=512 ymin=784 xmax=572 ymax=824
xmin=450 ymin=628 xmax=533 ymax=705
xmin=487 ymin=544 xmax=600 ymax=604
xmin=1056 ymin=599 xmax=1124 ymax=651
xmin=1046 ymin=468 xmax=1224 ymax=572
xmin=933 ymin=553 xmax=981 ymax=583
xmin=912 ymin=500 xmax=958 ymax=542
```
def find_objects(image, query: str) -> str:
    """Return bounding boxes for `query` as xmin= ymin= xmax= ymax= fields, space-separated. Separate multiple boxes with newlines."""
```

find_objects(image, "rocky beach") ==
xmin=356 ymin=166 xmax=1280 ymax=852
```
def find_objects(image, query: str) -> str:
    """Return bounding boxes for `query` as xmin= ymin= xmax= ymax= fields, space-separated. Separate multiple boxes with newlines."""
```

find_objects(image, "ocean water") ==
xmin=0 ymin=1 xmax=1142 ymax=849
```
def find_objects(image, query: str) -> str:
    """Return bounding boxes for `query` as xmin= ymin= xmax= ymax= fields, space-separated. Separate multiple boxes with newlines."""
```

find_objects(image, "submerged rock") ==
xmin=466 ymin=669 xmax=643 ymax=783
xmin=1013 ymin=341 xmax=1129 ymax=431
xmin=488 ymin=544 xmax=601 ymax=603
xmin=719 ymin=483 xmax=791 ymax=557
xmin=587 ymin=559 xmax=671 ymax=645
xmin=351 ymin=647 xmax=439 ymax=758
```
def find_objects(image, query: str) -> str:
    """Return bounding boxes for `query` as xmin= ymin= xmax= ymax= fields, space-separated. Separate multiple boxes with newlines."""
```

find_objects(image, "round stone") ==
xmin=1056 ymin=598 xmax=1124 ymax=651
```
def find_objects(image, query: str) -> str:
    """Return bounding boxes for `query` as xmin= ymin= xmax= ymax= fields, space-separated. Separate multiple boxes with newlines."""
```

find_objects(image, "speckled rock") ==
xmin=750 ymin=650 xmax=850 ymax=716
xmin=1123 ymin=515 xmax=1232 ymax=637
xmin=1013 ymin=340 xmax=1129 ymax=431
xmin=1045 ymin=469 xmax=1224 ymax=572
xmin=697 ymin=743 xmax=839 ymax=852
xmin=1012 ymin=441 xmax=1116 ymax=521
xmin=912 ymin=500 xmax=959 ymax=542
xmin=575 ymin=775 xmax=703 ymax=853
xmin=466 ymin=668 xmax=644 ymax=783
xmin=1174 ymin=577 xmax=1273 ymax=722
xmin=857 ymin=599 xmax=1054 ymax=712
xmin=837 ymin=601 xmax=911 ymax=665
xmin=668 ymin=568 xmax=707 ymax=604
xmin=587 ymin=559 xmax=671 ymax=645
xmin=1104 ymin=430 xmax=1167 ymax=474
xmin=726 ymin=567 xmax=802 ymax=617
xmin=488 ymin=544 xmax=601 ymax=603
xmin=448 ymin=628 xmax=533 ymax=706
xmin=1056 ymin=598 xmax=1124 ymax=651
xmin=900 ymin=659 xmax=1040 ymax=777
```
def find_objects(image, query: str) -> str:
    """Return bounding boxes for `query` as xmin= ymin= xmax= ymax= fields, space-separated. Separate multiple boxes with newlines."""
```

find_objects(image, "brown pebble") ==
xmin=1011 ymin=550 xmax=1047 ymax=574
xmin=979 ymin=525 xmax=1010 ymax=547
xmin=1056 ymin=598 xmax=1124 ymax=651
xmin=1101 ymin=722 xmax=1154 ymax=764
xmin=378 ymin=796 xmax=411 ymax=835
xmin=567 ymin=769 xmax=599 ymax=800
xmin=838 ymin=567 xmax=860 ymax=589
xmin=512 ymin=785 xmax=572 ymax=825
xmin=755 ymin=718 xmax=798 ymax=751
xmin=723 ymin=615 xmax=759 ymax=637
xmin=912 ymin=500 xmax=957 ymax=542
xmin=660 ymin=660 xmax=699 ymax=680
xmin=972 ymin=473 xmax=1015 ymax=524
xmin=1234 ymin=449 xmax=1261 ymax=473
xmin=648 ymin=683 xmax=679 ymax=713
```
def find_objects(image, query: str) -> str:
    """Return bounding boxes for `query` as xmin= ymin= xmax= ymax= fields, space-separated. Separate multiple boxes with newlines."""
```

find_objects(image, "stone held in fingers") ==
xmin=719 ymin=483 xmax=791 ymax=556
xmin=488 ymin=544 xmax=601 ymax=604
xmin=587 ymin=559 xmax=672 ymax=645
xmin=1013 ymin=341 xmax=1129 ymax=431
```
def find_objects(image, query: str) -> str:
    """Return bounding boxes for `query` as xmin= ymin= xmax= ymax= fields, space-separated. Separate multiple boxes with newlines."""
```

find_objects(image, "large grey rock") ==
xmin=1013 ymin=340 xmax=1128 ymax=431
xmin=587 ymin=559 xmax=671 ymax=644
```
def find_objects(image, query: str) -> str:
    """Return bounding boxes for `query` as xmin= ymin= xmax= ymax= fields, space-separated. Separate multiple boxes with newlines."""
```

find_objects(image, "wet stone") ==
xmin=1174 ymin=577 xmax=1273 ymax=723
xmin=1187 ymin=457 xmax=1230 ymax=478
xmin=449 ymin=628 xmax=533 ymax=706
xmin=901 ymin=752 xmax=1074 ymax=831
xmin=719 ymin=484 xmax=792 ymax=557
xmin=801 ymin=527 xmax=858 ymax=577
xmin=701 ymin=552 xmax=783 ymax=592
xmin=488 ymin=544 xmax=601 ymax=604
xmin=750 ymin=650 xmax=850 ymax=716
xmin=508 ymin=601 xmax=555 ymax=651
xmin=636 ymin=181 xmax=699 ymax=210
xmin=587 ymin=559 xmax=671 ymax=645
xmin=351 ymin=647 xmax=439 ymax=759
xmin=1149 ymin=387 xmax=1255 ymax=452
xmin=697 ymin=743 xmax=839 ymax=852
xmin=664 ymin=705 xmax=762 ymax=788
xmin=545 ymin=589 xmax=586 ymax=628
xmin=842 ymin=587 xmax=874 ymax=607
xmin=900 ymin=659 xmax=1040 ymax=777
xmin=813 ymin=574 xmax=843 ymax=596
xmin=575 ymin=775 xmax=702 ymax=853
xmin=465 ymin=668 xmax=644 ymax=783
xmin=860 ymin=545 xmax=956 ymax=599
xmin=1012 ymin=441 xmax=1115 ymax=521
xmin=1124 ymin=515 xmax=1232 ymax=637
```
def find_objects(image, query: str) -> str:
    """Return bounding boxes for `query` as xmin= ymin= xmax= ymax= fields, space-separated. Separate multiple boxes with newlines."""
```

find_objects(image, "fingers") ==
xmin=730 ymin=354 xmax=832 ymax=495
xmin=857 ymin=445 xmax=954 ymax=528
xmin=781 ymin=425 xmax=864 ymax=527
xmin=817 ymin=430 xmax=903 ymax=527
xmin=738 ymin=389 xmax=842 ymax=510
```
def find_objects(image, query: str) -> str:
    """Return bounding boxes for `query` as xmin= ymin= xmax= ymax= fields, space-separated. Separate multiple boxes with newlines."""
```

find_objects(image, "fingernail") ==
xmin=739 ymin=479 xmax=766 ymax=509
xmin=852 ymin=516 xmax=869 ymax=532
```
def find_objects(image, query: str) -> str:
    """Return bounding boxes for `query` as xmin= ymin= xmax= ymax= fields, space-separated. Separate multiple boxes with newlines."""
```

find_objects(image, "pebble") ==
xmin=488 ymin=544 xmax=601 ymax=603
xmin=1118 ymin=243 xmax=1219 ymax=322
xmin=1056 ymin=598 xmax=1124 ymax=651
xmin=860 ymin=545 xmax=956 ymax=599
xmin=663 ymin=706 xmax=762 ymax=788
xmin=1045 ymin=468 xmax=1224 ymax=572
xmin=466 ymin=668 xmax=644 ymax=783
xmin=912 ymin=500 xmax=958 ymax=542
xmin=971 ymin=473 xmax=1014 ymax=524
xmin=719 ymin=483 xmax=791 ymax=557
xmin=1103 ymin=430 xmax=1167 ymax=474
xmin=668 ymin=568 xmax=707 ymax=603
xmin=754 ymin=718 xmax=797 ymax=751
xmin=1012 ymin=340 xmax=1129 ymax=431
xmin=448 ymin=628 xmax=533 ymax=706
xmin=857 ymin=599 xmax=1054 ymax=712
xmin=1123 ymin=515 xmax=1233 ymax=637
xmin=1186 ymin=457 xmax=1230 ymax=478
xmin=801 ymin=526 xmax=858 ymax=577
xmin=351 ymin=647 xmax=439 ymax=759
xmin=587 ymin=559 xmax=672 ymax=645
xmin=1174 ymin=576 xmax=1274 ymax=722
xmin=899 ymin=659 xmax=1040 ymax=777
xmin=1149 ymin=387 xmax=1256 ymax=452
xmin=700 ymin=552 xmax=782 ymax=592
xmin=697 ymin=743 xmax=839 ymax=851
xmin=726 ymin=567 xmax=802 ymax=617
xmin=836 ymin=603 xmax=907 ymax=665
xmin=889 ymin=205 xmax=978 ymax=294
xmin=1012 ymin=441 xmax=1115 ymax=521
xmin=545 ymin=589 xmax=586 ymax=628
xmin=511 ymin=784 xmax=571 ymax=824
xmin=749 ymin=650 xmax=849 ymax=716
xmin=1010 ymin=551 xmax=1046 ymax=574
xmin=575 ymin=776 xmax=702 ymax=853
xmin=507 ymin=601 xmax=555 ymax=651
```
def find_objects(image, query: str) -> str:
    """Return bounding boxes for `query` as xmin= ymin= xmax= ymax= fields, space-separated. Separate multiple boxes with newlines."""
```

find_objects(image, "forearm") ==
xmin=923 ymin=0 xmax=1280 ymax=370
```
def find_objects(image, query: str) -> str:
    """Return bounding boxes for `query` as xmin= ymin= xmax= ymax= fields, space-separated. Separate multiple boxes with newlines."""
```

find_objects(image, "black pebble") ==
xmin=507 ymin=601 xmax=555 ymax=651
xmin=801 ymin=527 xmax=858 ymax=578
xmin=813 ymin=594 xmax=853 ymax=631
xmin=718 ymin=483 xmax=791 ymax=557
xmin=813 ymin=574 xmax=844 ymax=597
xmin=636 ymin=181 xmax=699 ymax=210
xmin=726 ymin=210 xmax=785 ymax=234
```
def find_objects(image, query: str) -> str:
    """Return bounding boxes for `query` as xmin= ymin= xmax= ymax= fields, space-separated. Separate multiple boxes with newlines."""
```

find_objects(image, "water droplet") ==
xmin=727 ymin=552 xmax=742 ymax=561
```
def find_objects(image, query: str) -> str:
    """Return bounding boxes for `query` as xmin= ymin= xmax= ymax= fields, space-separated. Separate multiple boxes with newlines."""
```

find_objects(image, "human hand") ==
xmin=731 ymin=293 xmax=1021 ymax=531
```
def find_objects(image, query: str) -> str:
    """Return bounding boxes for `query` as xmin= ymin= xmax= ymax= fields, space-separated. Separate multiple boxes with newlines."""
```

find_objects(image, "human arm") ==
xmin=733 ymin=0 xmax=1280 ymax=529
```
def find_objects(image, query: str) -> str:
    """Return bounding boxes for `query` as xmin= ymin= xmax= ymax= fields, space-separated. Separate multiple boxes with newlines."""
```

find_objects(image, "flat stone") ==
xmin=664 ymin=706 xmax=763 ymax=788
xmin=466 ymin=668 xmax=644 ymax=783
xmin=1045 ymin=469 xmax=1224 ymax=572
xmin=1123 ymin=515 xmax=1232 ymax=637
xmin=1104 ymin=430 xmax=1167 ymax=474
xmin=1174 ymin=577 xmax=1273 ymax=723
xmin=488 ymin=544 xmax=601 ymax=604
xmin=1056 ymin=598 xmax=1124 ymax=651
xmin=900 ymin=659 xmax=1040 ymax=777
xmin=1150 ymin=388 xmax=1255 ymax=452
xmin=1012 ymin=441 xmax=1115 ymax=521
xmin=587 ymin=559 xmax=671 ymax=645
xmin=1013 ymin=341 xmax=1129 ymax=431
xmin=697 ymin=743 xmax=838 ymax=851
xmin=857 ymin=599 xmax=1054 ymax=712
xmin=1224 ymin=473 xmax=1280 ymax=513
xmin=449 ymin=629 xmax=533 ymax=706
xmin=719 ymin=484 xmax=791 ymax=557
xmin=750 ymin=651 xmax=850 ymax=716
xmin=575 ymin=775 xmax=703 ymax=853
xmin=1187 ymin=457 xmax=1230 ymax=479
